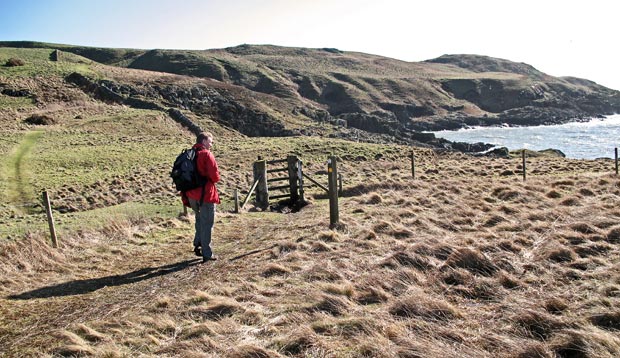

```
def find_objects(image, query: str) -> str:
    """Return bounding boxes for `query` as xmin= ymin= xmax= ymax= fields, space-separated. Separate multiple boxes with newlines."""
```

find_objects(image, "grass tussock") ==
xmin=322 ymin=282 xmax=355 ymax=297
xmin=512 ymin=310 xmax=564 ymax=340
xmin=366 ymin=192 xmax=384 ymax=204
xmin=589 ymin=312 xmax=620 ymax=331
xmin=189 ymin=298 xmax=244 ymax=320
xmin=261 ymin=263 xmax=291 ymax=277
xmin=227 ymin=344 xmax=282 ymax=358
xmin=53 ymin=344 xmax=95 ymax=357
xmin=569 ymin=222 xmax=600 ymax=235
xmin=309 ymin=241 xmax=333 ymax=252
xmin=382 ymin=251 xmax=433 ymax=271
xmin=560 ymin=197 xmax=581 ymax=206
xmin=273 ymin=327 xmax=322 ymax=356
xmin=492 ymin=186 xmax=522 ymax=201
xmin=483 ymin=214 xmax=507 ymax=227
xmin=440 ymin=267 xmax=474 ymax=286
xmin=52 ymin=331 xmax=95 ymax=357
xmin=444 ymin=247 xmax=498 ymax=276
xmin=188 ymin=290 xmax=214 ymax=304
xmin=515 ymin=342 xmax=553 ymax=358
xmin=312 ymin=317 xmax=377 ymax=338
xmin=354 ymin=285 xmax=391 ymax=305
xmin=453 ymin=276 xmax=504 ymax=301
xmin=303 ymin=264 xmax=344 ymax=282
xmin=310 ymin=294 xmax=353 ymax=316
xmin=497 ymin=271 xmax=522 ymax=289
xmin=5 ymin=57 xmax=25 ymax=66
xmin=316 ymin=230 xmax=342 ymax=242
xmin=549 ymin=330 xmax=593 ymax=358
xmin=543 ymin=244 xmax=577 ymax=263
xmin=606 ymin=226 xmax=620 ymax=243
xmin=544 ymin=297 xmax=569 ymax=315
xmin=74 ymin=323 xmax=107 ymax=342
xmin=181 ymin=322 xmax=217 ymax=339
xmin=389 ymin=292 xmax=462 ymax=321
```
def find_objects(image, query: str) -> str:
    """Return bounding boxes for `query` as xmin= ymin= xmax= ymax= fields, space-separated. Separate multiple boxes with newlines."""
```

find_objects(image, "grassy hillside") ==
xmin=1 ymin=45 xmax=620 ymax=358
xmin=3 ymin=41 xmax=619 ymax=137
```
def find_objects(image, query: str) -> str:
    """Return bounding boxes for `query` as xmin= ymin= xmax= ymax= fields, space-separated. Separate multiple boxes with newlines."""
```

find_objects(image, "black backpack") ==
xmin=170 ymin=148 xmax=207 ymax=192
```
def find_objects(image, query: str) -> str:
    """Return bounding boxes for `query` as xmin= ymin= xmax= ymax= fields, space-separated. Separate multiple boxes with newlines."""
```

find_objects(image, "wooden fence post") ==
xmin=234 ymin=189 xmax=239 ymax=213
xmin=522 ymin=150 xmax=527 ymax=181
xmin=615 ymin=148 xmax=618 ymax=175
xmin=327 ymin=156 xmax=339 ymax=228
xmin=297 ymin=159 xmax=305 ymax=202
xmin=254 ymin=158 xmax=269 ymax=209
xmin=42 ymin=191 xmax=58 ymax=248
xmin=287 ymin=155 xmax=299 ymax=203
xmin=411 ymin=150 xmax=415 ymax=179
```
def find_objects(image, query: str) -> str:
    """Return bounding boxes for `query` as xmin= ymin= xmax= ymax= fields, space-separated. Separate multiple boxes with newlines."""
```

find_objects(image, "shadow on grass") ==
xmin=229 ymin=244 xmax=277 ymax=262
xmin=8 ymin=259 xmax=201 ymax=299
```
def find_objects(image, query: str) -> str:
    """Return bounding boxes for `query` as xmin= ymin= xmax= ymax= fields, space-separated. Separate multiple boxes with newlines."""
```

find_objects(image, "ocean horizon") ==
xmin=431 ymin=114 xmax=620 ymax=159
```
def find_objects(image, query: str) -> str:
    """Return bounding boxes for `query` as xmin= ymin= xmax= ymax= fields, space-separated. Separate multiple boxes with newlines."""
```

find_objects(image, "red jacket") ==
xmin=184 ymin=143 xmax=220 ymax=204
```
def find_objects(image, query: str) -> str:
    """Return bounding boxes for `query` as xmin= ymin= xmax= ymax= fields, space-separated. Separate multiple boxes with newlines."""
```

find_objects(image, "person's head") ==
xmin=196 ymin=132 xmax=214 ymax=150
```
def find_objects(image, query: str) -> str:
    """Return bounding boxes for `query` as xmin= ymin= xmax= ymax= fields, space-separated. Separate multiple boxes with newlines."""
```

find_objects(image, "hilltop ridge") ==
xmin=1 ymin=42 xmax=620 ymax=150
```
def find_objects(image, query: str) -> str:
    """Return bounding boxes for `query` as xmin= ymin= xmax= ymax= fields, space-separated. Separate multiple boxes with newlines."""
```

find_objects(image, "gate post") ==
xmin=253 ymin=158 xmax=269 ymax=209
xmin=522 ymin=150 xmax=527 ymax=181
xmin=287 ymin=155 xmax=299 ymax=203
xmin=327 ymin=155 xmax=339 ymax=228
xmin=297 ymin=159 xmax=305 ymax=202
xmin=615 ymin=147 xmax=618 ymax=175
xmin=234 ymin=189 xmax=239 ymax=213
xmin=42 ymin=191 xmax=58 ymax=248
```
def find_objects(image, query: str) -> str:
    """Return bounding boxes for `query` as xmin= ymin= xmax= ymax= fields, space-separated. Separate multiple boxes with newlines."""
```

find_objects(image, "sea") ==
xmin=431 ymin=114 xmax=620 ymax=159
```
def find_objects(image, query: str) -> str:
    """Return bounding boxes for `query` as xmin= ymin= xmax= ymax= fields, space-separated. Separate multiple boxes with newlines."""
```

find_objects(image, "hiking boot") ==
xmin=194 ymin=246 xmax=202 ymax=257
xmin=202 ymin=255 xmax=217 ymax=263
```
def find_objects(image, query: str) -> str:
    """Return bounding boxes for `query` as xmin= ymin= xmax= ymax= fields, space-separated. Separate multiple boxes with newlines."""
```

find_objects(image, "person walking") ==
xmin=183 ymin=132 xmax=220 ymax=263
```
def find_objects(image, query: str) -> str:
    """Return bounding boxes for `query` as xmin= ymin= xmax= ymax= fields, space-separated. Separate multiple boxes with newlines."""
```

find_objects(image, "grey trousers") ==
xmin=188 ymin=199 xmax=215 ymax=259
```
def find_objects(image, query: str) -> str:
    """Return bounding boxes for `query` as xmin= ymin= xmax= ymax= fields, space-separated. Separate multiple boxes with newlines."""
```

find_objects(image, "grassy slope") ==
xmin=1 ymin=47 xmax=620 ymax=358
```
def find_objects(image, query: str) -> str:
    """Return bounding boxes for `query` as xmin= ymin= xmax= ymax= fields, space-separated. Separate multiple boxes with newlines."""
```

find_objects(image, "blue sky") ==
xmin=1 ymin=0 xmax=619 ymax=90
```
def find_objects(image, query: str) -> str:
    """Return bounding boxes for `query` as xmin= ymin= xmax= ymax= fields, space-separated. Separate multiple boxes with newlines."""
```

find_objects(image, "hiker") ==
xmin=182 ymin=132 xmax=221 ymax=263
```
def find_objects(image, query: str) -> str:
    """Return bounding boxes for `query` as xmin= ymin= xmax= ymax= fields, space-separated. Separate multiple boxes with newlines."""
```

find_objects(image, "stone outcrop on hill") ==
xmin=65 ymin=72 xmax=295 ymax=137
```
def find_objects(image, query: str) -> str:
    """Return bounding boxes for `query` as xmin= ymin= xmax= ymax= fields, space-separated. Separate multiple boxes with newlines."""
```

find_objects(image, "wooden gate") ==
xmin=240 ymin=155 xmax=304 ymax=210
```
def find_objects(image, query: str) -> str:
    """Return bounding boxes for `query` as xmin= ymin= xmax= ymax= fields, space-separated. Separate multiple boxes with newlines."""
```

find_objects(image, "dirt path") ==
xmin=0 ymin=210 xmax=289 ymax=356
xmin=5 ymin=130 xmax=43 ymax=213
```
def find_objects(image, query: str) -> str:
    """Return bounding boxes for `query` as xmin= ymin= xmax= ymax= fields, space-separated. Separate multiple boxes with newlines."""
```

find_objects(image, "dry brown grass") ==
xmin=389 ymin=290 xmax=462 ymax=321
xmin=2 ymin=140 xmax=620 ymax=358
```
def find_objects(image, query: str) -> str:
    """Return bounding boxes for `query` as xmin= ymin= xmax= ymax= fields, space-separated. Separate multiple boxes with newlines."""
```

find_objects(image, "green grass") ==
xmin=0 ymin=108 xmax=191 ymax=238
xmin=0 ymin=201 xmax=181 ymax=242
xmin=0 ymin=47 xmax=96 ymax=78
xmin=28 ymin=109 xmax=186 ymax=192
xmin=0 ymin=95 xmax=35 ymax=109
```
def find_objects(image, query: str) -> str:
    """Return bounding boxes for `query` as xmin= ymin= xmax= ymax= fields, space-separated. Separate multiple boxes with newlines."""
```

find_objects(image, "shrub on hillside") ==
xmin=5 ymin=57 xmax=25 ymax=66
xmin=24 ymin=114 xmax=56 ymax=125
